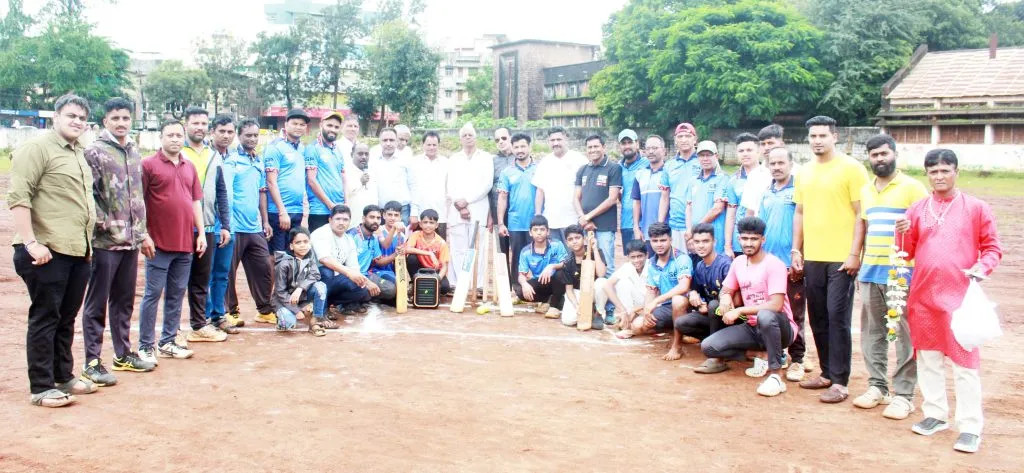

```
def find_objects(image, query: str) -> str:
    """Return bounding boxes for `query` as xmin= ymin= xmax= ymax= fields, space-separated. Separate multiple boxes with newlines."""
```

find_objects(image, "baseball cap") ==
xmin=695 ymin=140 xmax=718 ymax=154
xmin=322 ymin=110 xmax=345 ymax=123
xmin=286 ymin=108 xmax=310 ymax=123
xmin=674 ymin=122 xmax=697 ymax=137
xmin=617 ymin=129 xmax=638 ymax=142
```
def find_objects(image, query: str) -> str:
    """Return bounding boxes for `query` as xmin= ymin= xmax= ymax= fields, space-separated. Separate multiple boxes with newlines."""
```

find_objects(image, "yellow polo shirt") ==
xmin=793 ymin=153 xmax=868 ymax=262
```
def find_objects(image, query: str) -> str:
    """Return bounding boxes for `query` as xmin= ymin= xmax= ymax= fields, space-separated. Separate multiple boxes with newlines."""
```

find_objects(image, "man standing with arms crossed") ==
xmin=533 ymin=127 xmax=588 ymax=245
xmin=10 ymin=94 xmax=99 ymax=407
xmin=306 ymin=111 xmax=348 ymax=232
xmin=853 ymin=134 xmax=928 ymax=419
xmin=574 ymin=134 xmax=622 ymax=279
xmin=266 ymin=109 xmax=310 ymax=253
xmin=792 ymin=115 xmax=868 ymax=403
xmin=225 ymin=118 xmax=275 ymax=325
xmin=81 ymin=98 xmax=156 ymax=387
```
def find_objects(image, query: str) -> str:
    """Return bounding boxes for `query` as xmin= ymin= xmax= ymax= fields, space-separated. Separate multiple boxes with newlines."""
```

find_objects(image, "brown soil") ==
xmin=0 ymin=175 xmax=1021 ymax=473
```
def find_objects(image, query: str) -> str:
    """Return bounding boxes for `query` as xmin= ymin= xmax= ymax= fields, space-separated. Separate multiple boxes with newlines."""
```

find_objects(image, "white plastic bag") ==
xmin=950 ymin=278 xmax=1002 ymax=351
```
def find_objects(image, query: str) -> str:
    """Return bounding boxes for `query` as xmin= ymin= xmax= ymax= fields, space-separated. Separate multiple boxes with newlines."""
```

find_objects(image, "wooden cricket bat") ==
xmin=395 ymin=249 xmax=409 ymax=314
xmin=470 ymin=228 xmax=482 ymax=304
xmin=482 ymin=229 xmax=492 ymax=303
xmin=494 ymin=243 xmax=515 ymax=317
xmin=576 ymin=232 xmax=596 ymax=331
xmin=450 ymin=221 xmax=480 ymax=313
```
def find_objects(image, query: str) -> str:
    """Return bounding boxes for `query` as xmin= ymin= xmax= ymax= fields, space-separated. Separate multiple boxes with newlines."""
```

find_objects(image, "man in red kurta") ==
xmin=896 ymin=149 xmax=1001 ymax=454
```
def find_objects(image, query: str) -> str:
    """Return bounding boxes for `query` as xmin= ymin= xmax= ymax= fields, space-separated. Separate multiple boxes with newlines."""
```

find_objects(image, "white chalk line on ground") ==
xmin=233 ymin=326 xmax=656 ymax=347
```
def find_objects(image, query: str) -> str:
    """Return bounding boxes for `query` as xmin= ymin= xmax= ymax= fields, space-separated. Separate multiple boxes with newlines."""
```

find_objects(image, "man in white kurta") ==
xmin=410 ymin=131 xmax=449 ymax=238
xmin=345 ymin=143 xmax=378 ymax=230
xmin=446 ymin=124 xmax=493 ymax=288
xmin=532 ymin=127 xmax=588 ymax=246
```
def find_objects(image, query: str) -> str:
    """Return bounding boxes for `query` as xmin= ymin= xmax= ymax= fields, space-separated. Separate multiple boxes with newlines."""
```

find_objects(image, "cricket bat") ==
xmin=395 ymin=249 xmax=409 ymax=314
xmin=450 ymin=221 xmax=480 ymax=313
xmin=576 ymin=232 xmax=596 ymax=331
xmin=494 ymin=240 xmax=515 ymax=317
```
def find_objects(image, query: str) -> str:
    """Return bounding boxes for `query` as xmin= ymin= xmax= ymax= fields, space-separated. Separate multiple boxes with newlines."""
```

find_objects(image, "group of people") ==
xmin=10 ymin=94 xmax=1001 ymax=454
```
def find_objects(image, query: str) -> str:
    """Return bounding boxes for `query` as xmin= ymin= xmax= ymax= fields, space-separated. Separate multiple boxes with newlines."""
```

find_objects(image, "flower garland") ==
xmin=885 ymin=234 xmax=910 ymax=342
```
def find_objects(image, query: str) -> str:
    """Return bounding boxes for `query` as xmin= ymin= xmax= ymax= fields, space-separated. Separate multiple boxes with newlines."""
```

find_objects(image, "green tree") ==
xmin=346 ymin=81 xmax=379 ymax=134
xmin=461 ymin=65 xmax=493 ymax=116
xmin=252 ymin=29 xmax=315 ymax=110
xmin=194 ymin=32 xmax=249 ymax=115
xmin=0 ymin=0 xmax=33 ymax=49
xmin=306 ymin=0 xmax=368 ymax=109
xmin=143 ymin=60 xmax=212 ymax=119
xmin=0 ymin=19 xmax=130 ymax=112
xmin=365 ymin=20 xmax=441 ymax=129
xmin=594 ymin=0 xmax=830 ymax=132
xmin=984 ymin=1 xmax=1024 ymax=46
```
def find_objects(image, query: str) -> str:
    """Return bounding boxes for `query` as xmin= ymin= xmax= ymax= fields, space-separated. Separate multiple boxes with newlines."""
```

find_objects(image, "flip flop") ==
xmin=30 ymin=389 xmax=76 ymax=408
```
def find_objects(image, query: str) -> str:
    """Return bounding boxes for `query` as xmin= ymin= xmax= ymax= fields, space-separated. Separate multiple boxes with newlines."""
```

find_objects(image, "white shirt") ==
xmin=409 ymin=153 xmax=450 ymax=223
xmin=446 ymin=148 xmax=494 ymax=227
xmin=738 ymin=165 xmax=772 ymax=216
xmin=370 ymin=144 xmax=413 ymax=161
xmin=345 ymin=164 xmax=378 ymax=230
xmin=310 ymin=224 xmax=360 ymax=275
xmin=368 ymin=152 xmax=411 ymax=206
xmin=531 ymin=150 xmax=588 ymax=228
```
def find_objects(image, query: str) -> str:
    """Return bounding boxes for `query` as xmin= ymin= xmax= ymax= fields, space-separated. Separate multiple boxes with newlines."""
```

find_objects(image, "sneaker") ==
xmin=604 ymin=314 xmax=617 ymax=326
xmin=745 ymin=357 xmax=769 ymax=378
xmin=188 ymin=324 xmax=228 ymax=342
xmin=912 ymin=417 xmax=950 ymax=436
xmin=757 ymin=374 xmax=787 ymax=397
xmin=853 ymin=386 xmax=892 ymax=409
xmin=544 ymin=307 xmax=561 ymax=319
xmin=175 ymin=332 xmax=190 ymax=349
xmin=535 ymin=303 xmax=549 ymax=314
xmin=785 ymin=362 xmax=804 ymax=382
xmin=953 ymin=433 xmax=981 ymax=453
xmin=591 ymin=316 xmax=604 ymax=330
xmin=138 ymin=347 xmax=159 ymax=366
xmin=158 ymin=342 xmax=194 ymax=359
xmin=254 ymin=312 xmax=278 ymax=324
xmin=694 ymin=358 xmax=729 ymax=374
xmin=113 ymin=352 xmax=156 ymax=372
xmin=214 ymin=318 xmax=240 ymax=335
xmin=226 ymin=310 xmax=245 ymax=328
xmin=883 ymin=396 xmax=916 ymax=420
xmin=81 ymin=359 xmax=117 ymax=387
xmin=57 ymin=377 xmax=97 ymax=395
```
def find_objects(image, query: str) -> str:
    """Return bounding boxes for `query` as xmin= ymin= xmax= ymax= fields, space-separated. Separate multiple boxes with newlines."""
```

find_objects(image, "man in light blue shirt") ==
xmin=686 ymin=141 xmax=729 ymax=256
xmin=306 ymin=111 xmax=348 ymax=232
xmin=617 ymin=129 xmax=648 ymax=254
xmin=497 ymin=133 xmax=537 ymax=287
xmin=662 ymin=122 xmax=702 ymax=253
xmin=266 ymin=108 xmax=309 ymax=252
xmin=631 ymin=134 xmax=669 ymax=256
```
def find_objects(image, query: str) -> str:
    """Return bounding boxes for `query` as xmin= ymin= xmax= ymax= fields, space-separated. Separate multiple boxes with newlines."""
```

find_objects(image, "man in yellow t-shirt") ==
xmin=791 ymin=115 xmax=868 ymax=404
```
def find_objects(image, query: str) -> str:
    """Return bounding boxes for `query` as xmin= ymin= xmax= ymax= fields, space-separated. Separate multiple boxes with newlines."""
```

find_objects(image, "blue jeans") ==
xmin=268 ymin=212 xmax=304 ymax=253
xmin=205 ymin=237 xmax=235 ymax=323
xmin=139 ymin=250 xmax=192 ymax=349
xmin=595 ymin=231 xmax=616 ymax=277
xmin=319 ymin=267 xmax=372 ymax=307
xmin=277 ymin=281 xmax=328 ymax=329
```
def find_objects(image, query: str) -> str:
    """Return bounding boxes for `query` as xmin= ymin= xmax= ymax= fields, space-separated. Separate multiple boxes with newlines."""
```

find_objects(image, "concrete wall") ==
xmin=491 ymin=43 xmax=599 ymax=123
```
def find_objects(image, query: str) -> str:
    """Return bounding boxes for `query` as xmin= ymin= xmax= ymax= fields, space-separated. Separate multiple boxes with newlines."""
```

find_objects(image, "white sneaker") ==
xmin=883 ymin=396 xmax=916 ymax=420
xmin=757 ymin=374 xmax=787 ymax=397
xmin=187 ymin=324 xmax=227 ymax=342
xmin=853 ymin=386 xmax=892 ymax=409
xmin=138 ymin=347 xmax=159 ymax=366
xmin=158 ymin=342 xmax=194 ymax=359
xmin=786 ymin=362 xmax=805 ymax=382
xmin=745 ymin=357 xmax=769 ymax=378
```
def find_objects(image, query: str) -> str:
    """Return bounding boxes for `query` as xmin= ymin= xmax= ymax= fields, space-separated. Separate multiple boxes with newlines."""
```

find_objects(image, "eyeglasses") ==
xmin=495 ymin=136 xmax=508 ymax=142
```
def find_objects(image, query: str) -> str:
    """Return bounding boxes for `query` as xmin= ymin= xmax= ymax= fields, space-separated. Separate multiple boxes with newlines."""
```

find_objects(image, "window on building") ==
xmin=889 ymin=126 xmax=931 ymax=144
xmin=457 ymin=67 xmax=464 ymax=78
xmin=994 ymin=124 xmax=1024 ymax=144
xmin=457 ymin=90 xmax=465 ymax=102
xmin=544 ymin=86 xmax=554 ymax=100
xmin=567 ymin=83 xmax=578 ymax=98
xmin=445 ymin=66 xmax=453 ymax=76
xmin=444 ymin=110 xmax=452 ymax=120
xmin=939 ymin=125 xmax=985 ymax=144
xmin=445 ymin=90 xmax=453 ymax=98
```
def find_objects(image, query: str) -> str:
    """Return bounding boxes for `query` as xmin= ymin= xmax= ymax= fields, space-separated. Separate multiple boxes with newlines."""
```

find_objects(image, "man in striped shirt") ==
xmin=854 ymin=134 xmax=928 ymax=419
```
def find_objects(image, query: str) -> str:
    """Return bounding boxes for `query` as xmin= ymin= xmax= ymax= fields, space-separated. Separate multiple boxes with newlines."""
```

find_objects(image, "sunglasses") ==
xmin=495 ymin=136 xmax=508 ymax=142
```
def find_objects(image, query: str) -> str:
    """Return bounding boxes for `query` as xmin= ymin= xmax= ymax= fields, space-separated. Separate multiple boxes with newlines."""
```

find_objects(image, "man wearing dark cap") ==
xmin=306 ymin=111 xmax=349 ymax=232
xmin=266 ymin=109 xmax=310 ymax=256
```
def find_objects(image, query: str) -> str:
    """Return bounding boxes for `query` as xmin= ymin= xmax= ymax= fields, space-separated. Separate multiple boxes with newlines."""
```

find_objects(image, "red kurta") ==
xmin=902 ymin=192 xmax=1002 ymax=369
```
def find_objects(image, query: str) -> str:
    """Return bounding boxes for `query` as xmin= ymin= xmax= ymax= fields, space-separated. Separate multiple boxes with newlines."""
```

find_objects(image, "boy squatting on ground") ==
xmin=274 ymin=227 xmax=331 ymax=336
xmin=404 ymin=209 xmax=453 ymax=294
xmin=515 ymin=215 xmax=569 ymax=318
xmin=557 ymin=224 xmax=607 ymax=329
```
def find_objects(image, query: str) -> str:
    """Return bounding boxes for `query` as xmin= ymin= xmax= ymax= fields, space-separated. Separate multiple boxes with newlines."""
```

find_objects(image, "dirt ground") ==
xmin=0 ymin=174 xmax=1021 ymax=473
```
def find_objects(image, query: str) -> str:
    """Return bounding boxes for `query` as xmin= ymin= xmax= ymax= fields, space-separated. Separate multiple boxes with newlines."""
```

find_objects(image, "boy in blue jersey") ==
xmin=515 ymin=215 xmax=569 ymax=319
xmin=305 ymin=111 xmax=348 ymax=232
xmin=757 ymin=147 xmax=808 ymax=381
xmin=617 ymin=129 xmax=648 ymax=252
xmin=623 ymin=222 xmax=692 ymax=361
xmin=266 ymin=109 xmax=310 ymax=252
xmin=631 ymin=135 xmax=670 ymax=257
xmin=497 ymin=133 xmax=537 ymax=288
xmin=376 ymin=200 xmax=406 ymax=281
xmin=661 ymin=123 xmax=702 ymax=252
xmin=674 ymin=223 xmax=733 ymax=359
xmin=347 ymin=205 xmax=396 ymax=306
xmin=686 ymin=141 xmax=729 ymax=256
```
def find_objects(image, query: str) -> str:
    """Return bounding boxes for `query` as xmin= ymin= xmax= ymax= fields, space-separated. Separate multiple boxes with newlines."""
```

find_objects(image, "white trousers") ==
xmin=447 ymin=223 xmax=488 ymax=289
xmin=560 ymin=279 xmax=612 ymax=326
xmin=917 ymin=350 xmax=984 ymax=435
xmin=595 ymin=269 xmax=646 ymax=317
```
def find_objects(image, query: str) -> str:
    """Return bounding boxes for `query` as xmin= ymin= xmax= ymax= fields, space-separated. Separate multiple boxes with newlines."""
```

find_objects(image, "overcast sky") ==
xmin=11 ymin=0 xmax=628 ymax=60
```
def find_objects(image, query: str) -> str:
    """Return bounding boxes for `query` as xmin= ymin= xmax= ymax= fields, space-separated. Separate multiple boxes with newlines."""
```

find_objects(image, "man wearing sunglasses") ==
xmin=491 ymin=127 xmax=516 ymax=284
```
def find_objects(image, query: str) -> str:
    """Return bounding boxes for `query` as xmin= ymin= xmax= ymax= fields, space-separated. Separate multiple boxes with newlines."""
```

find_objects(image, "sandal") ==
xmin=308 ymin=321 xmax=327 ymax=337
xmin=319 ymin=318 xmax=339 ymax=330
xmin=30 ymin=389 xmax=76 ymax=408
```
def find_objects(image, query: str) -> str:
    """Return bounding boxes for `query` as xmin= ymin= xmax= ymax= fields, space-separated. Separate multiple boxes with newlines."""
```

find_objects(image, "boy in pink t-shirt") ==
xmin=699 ymin=217 xmax=797 ymax=397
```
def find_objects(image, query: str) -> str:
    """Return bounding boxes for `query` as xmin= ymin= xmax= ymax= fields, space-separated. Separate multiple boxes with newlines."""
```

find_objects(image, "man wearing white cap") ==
xmin=446 ymin=123 xmax=494 ymax=288
xmin=686 ymin=140 xmax=729 ymax=255
xmin=617 ymin=129 xmax=649 ymax=255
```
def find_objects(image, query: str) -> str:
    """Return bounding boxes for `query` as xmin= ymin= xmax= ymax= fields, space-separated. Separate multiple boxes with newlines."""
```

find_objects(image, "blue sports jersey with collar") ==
xmin=265 ymin=137 xmax=307 ymax=215
xmin=619 ymin=156 xmax=648 ymax=230
xmin=305 ymin=141 xmax=346 ymax=215
xmin=646 ymin=249 xmax=692 ymax=303
xmin=518 ymin=239 xmax=568 ymax=277
xmin=661 ymin=153 xmax=701 ymax=230
xmin=759 ymin=176 xmax=796 ymax=268
xmin=688 ymin=169 xmax=730 ymax=254
xmin=498 ymin=161 xmax=538 ymax=232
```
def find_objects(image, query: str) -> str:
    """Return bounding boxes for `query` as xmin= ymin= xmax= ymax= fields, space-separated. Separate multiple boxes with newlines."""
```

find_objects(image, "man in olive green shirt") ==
xmin=8 ymin=94 xmax=99 ymax=408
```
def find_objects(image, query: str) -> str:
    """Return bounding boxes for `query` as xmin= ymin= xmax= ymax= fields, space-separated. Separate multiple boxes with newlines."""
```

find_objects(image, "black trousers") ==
xmin=508 ymin=231 xmax=530 ymax=289
xmin=788 ymin=274 xmax=807 ymax=364
xmin=673 ymin=300 xmax=721 ymax=340
xmin=13 ymin=246 xmax=90 ymax=394
xmin=83 ymin=248 xmax=138 ymax=361
xmin=226 ymin=232 xmax=275 ymax=314
xmin=308 ymin=214 xmax=329 ymax=232
xmin=187 ymin=232 xmax=215 ymax=330
xmin=406 ymin=255 xmax=451 ymax=294
xmin=804 ymin=261 xmax=855 ymax=385
xmin=514 ymin=277 xmax=565 ymax=308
